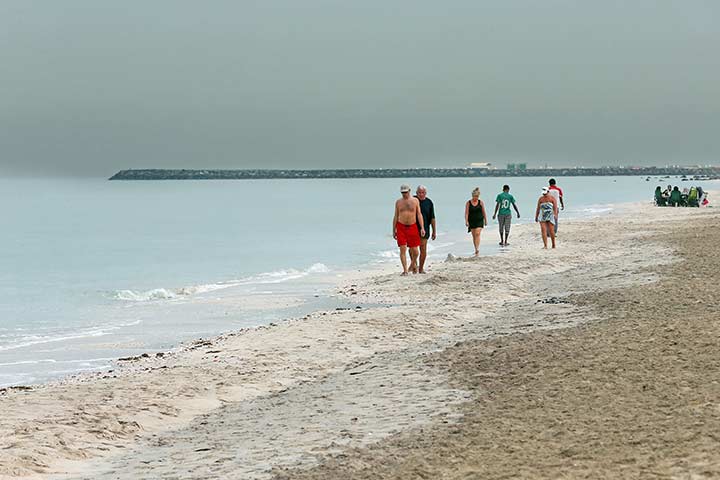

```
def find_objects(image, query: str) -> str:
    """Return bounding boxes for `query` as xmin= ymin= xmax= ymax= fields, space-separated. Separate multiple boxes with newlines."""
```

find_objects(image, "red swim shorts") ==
xmin=396 ymin=222 xmax=421 ymax=248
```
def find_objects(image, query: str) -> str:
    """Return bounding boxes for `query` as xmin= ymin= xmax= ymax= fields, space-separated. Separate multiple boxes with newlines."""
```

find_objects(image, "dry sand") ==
xmin=1 ymin=199 xmax=718 ymax=479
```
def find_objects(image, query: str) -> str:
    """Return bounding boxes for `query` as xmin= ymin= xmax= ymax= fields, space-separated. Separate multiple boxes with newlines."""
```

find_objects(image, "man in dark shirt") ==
xmin=415 ymin=185 xmax=436 ymax=274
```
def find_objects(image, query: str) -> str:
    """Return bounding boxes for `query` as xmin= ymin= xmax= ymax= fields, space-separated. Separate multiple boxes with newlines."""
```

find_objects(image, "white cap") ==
xmin=541 ymin=186 xmax=550 ymax=194
xmin=400 ymin=184 xmax=411 ymax=193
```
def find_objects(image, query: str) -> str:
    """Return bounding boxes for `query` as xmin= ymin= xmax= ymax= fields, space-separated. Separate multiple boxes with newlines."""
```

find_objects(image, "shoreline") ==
xmin=0 ymin=204 xmax=625 ymax=392
xmin=4 ymin=176 xmax=715 ymax=389
xmin=0 ymin=200 xmax=620 ymax=390
xmin=0 ymin=259 xmax=396 ymax=390
xmin=1 ymin=199 xmax=718 ymax=479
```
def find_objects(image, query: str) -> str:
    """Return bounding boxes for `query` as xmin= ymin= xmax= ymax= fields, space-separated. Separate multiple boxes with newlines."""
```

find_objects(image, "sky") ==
xmin=1 ymin=1 xmax=719 ymax=177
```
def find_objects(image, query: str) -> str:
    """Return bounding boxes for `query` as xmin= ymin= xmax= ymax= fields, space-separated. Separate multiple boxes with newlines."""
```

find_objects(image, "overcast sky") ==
xmin=1 ymin=1 xmax=718 ymax=177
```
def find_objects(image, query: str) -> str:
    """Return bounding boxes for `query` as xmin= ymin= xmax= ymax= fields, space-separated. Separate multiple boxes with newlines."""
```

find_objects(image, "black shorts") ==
xmin=468 ymin=221 xmax=484 ymax=231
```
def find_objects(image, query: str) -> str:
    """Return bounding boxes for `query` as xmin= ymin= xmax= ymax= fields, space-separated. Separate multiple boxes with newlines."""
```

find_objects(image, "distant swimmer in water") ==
xmin=415 ymin=185 xmax=436 ymax=274
xmin=393 ymin=184 xmax=425 ymax=275
xmin=535 ymin=186 xmax=558 ymax=249
xmin=465 ymin=187 xmax=487 ymax=256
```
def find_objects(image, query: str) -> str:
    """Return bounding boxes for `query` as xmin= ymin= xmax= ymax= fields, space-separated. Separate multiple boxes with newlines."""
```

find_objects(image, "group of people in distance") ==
xmin=392 ymin=179 xmax=565 ymax=275
xmin=654 ymin=184 xmax=708 ymax=208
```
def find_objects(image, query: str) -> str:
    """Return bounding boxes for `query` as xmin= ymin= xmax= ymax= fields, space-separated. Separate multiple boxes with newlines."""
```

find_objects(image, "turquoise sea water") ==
xmin=0 ymin=176 xmax=715 ymax=386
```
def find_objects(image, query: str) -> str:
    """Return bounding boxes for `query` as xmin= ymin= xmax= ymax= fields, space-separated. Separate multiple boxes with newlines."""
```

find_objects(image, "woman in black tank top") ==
xmin=465 ymin=187 xmax=487 ymax=256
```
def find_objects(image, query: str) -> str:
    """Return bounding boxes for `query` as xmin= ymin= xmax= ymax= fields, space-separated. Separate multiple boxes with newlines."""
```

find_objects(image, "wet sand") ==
xmin=1 ymin=200 xmax=718 ymax=479
xmin=275 ymin=213 xmax=720 ymax=479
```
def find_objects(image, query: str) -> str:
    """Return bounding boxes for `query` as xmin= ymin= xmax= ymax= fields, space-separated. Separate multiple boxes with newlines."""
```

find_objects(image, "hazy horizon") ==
xmin=2 ymin=1 xmax=719 ymax=178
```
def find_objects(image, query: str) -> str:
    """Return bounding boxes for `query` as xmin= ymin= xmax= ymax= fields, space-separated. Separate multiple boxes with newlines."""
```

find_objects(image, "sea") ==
xmin=0 ymin=175 xmax=715 ymax=387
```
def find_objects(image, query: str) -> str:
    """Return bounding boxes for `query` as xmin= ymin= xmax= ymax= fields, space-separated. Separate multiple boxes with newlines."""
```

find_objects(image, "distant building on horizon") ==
xmin=468 ymin=162 xmax=493 ymax=169
xmin=506 ymin=163 xmax=527 ymax=171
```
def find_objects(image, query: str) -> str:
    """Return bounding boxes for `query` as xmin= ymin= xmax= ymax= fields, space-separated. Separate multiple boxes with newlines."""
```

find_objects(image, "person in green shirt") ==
xmin=492 ymin=185 xmax=521 ymax=247
xmin=669 ymin=186 xmax=682 ymax=207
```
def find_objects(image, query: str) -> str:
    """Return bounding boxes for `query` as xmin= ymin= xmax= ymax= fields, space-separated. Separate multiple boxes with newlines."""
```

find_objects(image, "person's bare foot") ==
xmin=410 ymin=265 xmax=418 ymax=274
xmin=401 ymin=271 xmax=408 ymax=276
xmin=473 ymin=250 xmax=479 ymax=256
xmin=504 ymin=243 xmax=510 ymax=246
xmin=499 ymin=242 xmax=504 ymax=246
xmin=418 ymin=269 xmax=426 ymax=274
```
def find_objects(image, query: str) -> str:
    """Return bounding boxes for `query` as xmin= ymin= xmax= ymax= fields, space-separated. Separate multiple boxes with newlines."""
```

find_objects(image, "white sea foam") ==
xmin=376 ymin=250 xmax=398 ymax=259
xmin=578 ymin=206 xmax=614 ymax=214
xmin=0 ymin=359 xmax=58 ymax=367
xmin=113 ymin=263 xmax=331 ymax=302
xmin=0 ymin=321 xmax=141 ymax=353
xmin=0 ymin=329 xmax=110 ymax=352
xmin=306 ymin=263 xmax=330 ymax=274
xmin=564 ymin=203 xmax=616 ymax=217
xmin=115 ymin=288 xmax=179 ymax=301
xmin=374 ymin=242 xmax=456 ymax=261
xmin=0 ymin=357 xmax=118 ymax=368
xmin=426 ymin=242 xmax=455 ymax=251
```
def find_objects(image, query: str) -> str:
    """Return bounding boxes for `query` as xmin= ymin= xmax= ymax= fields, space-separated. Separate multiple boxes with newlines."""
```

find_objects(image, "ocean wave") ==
xmin=374 ymin=242 xmax=456 ymax=261
xmin=306 ymin=263 xmax=330 ymax=274
xmin=0 ymin=329 xmax=110 ymax=352
xmin=566 ymin=204 xmax=615 ymax=216
xmin=115 ymin=288 xmax=179 ymax=301
xmin=578 ymin=206 xmax=614 ymax=214
xmin=0 ymin=320 xmax=141 ymax=353
xmin=113 ymin=263 xmax=331 ymax=302
xmin=0 ymin=359 xmax=58 ymax=367
xmin=427 ymin=242 xmax=455 ymax=251
xmin=0 ymin=357 xmax=117 ymax=368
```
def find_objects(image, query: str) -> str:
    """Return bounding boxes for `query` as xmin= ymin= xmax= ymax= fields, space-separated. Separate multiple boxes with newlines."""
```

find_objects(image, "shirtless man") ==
xmin=393 ymin=184 xmax=425 ymax=275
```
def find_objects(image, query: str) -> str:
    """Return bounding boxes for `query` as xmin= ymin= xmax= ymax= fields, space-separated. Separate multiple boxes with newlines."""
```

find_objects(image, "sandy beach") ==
xmin=1 ymin=199 xmax=719 ymax=479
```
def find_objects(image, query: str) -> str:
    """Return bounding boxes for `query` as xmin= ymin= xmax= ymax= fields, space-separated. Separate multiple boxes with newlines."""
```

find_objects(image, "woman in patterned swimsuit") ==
xmin=535 ymin=187 xmax=558 ymax=249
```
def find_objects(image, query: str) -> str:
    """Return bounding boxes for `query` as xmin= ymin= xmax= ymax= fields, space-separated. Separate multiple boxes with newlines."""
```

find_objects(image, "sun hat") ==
xmin=400 ymin=184 xmax=411 ymax=192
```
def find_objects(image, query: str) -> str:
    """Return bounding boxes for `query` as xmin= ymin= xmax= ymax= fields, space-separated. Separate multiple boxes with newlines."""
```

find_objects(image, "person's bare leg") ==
xmin=399 ymin=245 xmax=408 ymax=275
xmin=409 ymin=247 xmax=419 ymax=273
xmin=418 ymin=238 xmax=428 ymax=273
xmin=540 ymin=222 xmax=548 ymax=249
xmin=549 ymin=223 xmax=556 ymax=248
xmin=472 ymin=228 xmax=481 ymax=255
